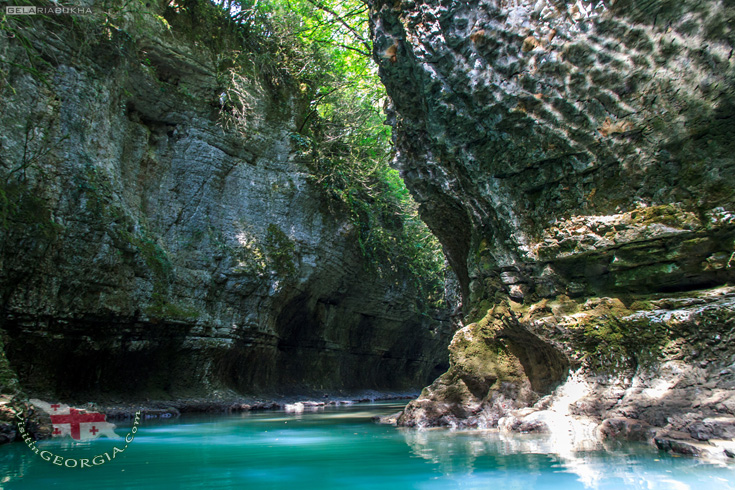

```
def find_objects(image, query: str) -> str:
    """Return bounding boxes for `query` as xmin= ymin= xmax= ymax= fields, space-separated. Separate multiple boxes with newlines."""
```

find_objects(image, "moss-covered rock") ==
xmin=373 ymin=0 xmax=735 ymax=438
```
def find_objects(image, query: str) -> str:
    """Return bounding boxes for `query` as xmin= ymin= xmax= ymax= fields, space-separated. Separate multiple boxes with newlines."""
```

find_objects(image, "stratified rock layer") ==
xmin=370 ymin=0 xmax=735 ymax=450
xmin=0 ymin=8 xmax=451 ymax=402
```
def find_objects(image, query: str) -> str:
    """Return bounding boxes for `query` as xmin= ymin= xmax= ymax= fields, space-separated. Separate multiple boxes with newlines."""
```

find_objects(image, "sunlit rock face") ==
xmin=370 ymin=0 xmax=735 ymax=450
xmin=0 ymin=11 xmax=452 ymax=401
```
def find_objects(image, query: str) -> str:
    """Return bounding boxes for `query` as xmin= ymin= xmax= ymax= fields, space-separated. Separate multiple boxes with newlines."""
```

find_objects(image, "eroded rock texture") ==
xmin=0 ymin=9 xmax=451 ymax=402
xmin=371 ymin=0 xmax=735 ymax=449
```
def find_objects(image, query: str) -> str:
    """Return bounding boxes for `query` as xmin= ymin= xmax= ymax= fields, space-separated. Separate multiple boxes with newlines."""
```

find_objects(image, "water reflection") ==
xmin=1 ymin=402 xmax=733 ymax=489
xmin=401 ymin=427 xmax=735 ymax=490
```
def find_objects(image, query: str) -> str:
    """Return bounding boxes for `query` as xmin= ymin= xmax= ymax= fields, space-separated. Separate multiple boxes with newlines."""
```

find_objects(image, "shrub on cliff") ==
xmin=202 ymin=0 xmax=447 ymax=307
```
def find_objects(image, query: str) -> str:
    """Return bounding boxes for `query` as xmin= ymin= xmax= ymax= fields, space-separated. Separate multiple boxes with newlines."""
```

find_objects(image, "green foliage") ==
xmin=165 ymin=0 xmax=306 ymax=86
xmin=1 ymin=0 xmax=180 ymax=98
xmin=265 ymin=223 xmax=296 ymax=275
xmin=259 ymin=0 xmax=445 ymax=306
xmin=307 ymin=91 xmax=445 ymax=308
xmin=0 ymin=7 xmax=51 ymax=93
xmin=175 ymin=0 xmax=446 ymax=306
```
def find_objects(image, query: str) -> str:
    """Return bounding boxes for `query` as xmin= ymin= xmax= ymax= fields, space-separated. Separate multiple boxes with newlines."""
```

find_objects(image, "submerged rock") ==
xmin=372 ymin=412 xmax=401 ymax=425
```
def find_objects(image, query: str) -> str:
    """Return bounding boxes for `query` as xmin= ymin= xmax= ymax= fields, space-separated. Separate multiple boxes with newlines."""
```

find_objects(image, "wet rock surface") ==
xmin=0 ymin=6 xmax=452 ymax=405
xmin=370 ymin=0 xmax=735 ymax=453
xmin=0 ymin=395 xmax=51 ymax=444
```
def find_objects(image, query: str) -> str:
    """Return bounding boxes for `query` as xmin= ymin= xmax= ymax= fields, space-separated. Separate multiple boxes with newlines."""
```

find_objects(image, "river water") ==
xmin=1 ymin=401 xmax=734 ymax=489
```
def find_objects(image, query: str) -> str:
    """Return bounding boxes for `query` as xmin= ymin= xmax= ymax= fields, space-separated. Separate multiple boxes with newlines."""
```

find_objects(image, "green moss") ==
xmin=448 ymin=304 xmax=525 ymax=384
xmin=467 ymin=299 xmax=492 ymax=324
xmin=628 ymin=300 xmax=655 ymax=311
xmin=455 ymin=336 xmax=519 ymax=382
xmin=144 ymin=293 xmax=200 ymax=320
xmin=135 ymin=233 xmax=173 ymax=280
xmin=571 ymin=312 xmax=669 ymax=373
xmin=76 ymin=165 xmax=114 ymax=214
xmin=79 ymin=168 xmax=171 ymax=280
xmin=508 ymin=294 xmax=671 ymax=374
xmin=264 ymin=223 xmax=296 ymax=275
xmin=0 ymin=181 xmax=60 ymax=241
xmin=74 ymin=165 xmax=186 ymax=317
xmin=628 ymin=203 xmax=700 ymax=230
xmin=114 ymin=224 xmax=174 ymax=310
xmin=181 ymin=229 xmax=205 ymax=251
xmin=478 ymin=255 xmax=494 ymax=273
xmin=131 ymin=234 xmax=181 ymax=317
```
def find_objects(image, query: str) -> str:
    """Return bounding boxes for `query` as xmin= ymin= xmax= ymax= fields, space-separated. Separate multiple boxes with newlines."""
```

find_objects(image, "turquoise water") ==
xmin=1 ymin=401 xmax=734 ymax=489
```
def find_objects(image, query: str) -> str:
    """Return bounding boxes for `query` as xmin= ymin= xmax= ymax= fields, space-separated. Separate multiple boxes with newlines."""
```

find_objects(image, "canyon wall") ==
xmin=371 ymin=0 xmax=735 ymax=452
xmin=0 ymin=5 xmax=451 ymax=402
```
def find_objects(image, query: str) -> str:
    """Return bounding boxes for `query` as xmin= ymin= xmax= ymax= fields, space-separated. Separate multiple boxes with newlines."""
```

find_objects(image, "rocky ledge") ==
xmin=370 ymin=0 xmax=735 ymax=456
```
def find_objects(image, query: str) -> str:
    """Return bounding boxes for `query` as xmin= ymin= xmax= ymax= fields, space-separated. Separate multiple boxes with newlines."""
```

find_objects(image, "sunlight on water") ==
xmin=1 ymin=402 xmax=734 ymax=489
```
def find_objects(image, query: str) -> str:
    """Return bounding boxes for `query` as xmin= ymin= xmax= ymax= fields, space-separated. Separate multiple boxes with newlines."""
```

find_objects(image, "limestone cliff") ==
xmin=371 ymin=0 xmax=735 ymax=453
xmin=0 ymin=4 xmax=451 ymax=403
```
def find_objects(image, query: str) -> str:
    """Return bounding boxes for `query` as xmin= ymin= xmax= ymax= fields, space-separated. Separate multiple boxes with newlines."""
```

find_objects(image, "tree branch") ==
xmin=304 ymin=0 xmax=372 ymax=56
xmin=312 ymin=39 xmax=371 ymax=57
